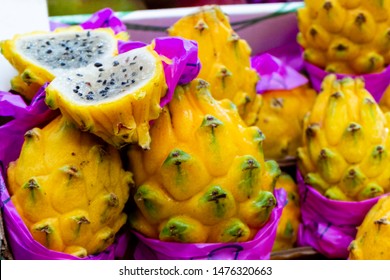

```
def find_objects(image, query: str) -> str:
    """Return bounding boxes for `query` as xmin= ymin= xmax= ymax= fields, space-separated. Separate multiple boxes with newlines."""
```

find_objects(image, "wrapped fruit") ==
xmin=349 ymin=195 xmax=390 ymax=260
xmin=0 ymin=26 xmax=125 ymax=100
xmin=6 ymin=115 xmax=133 ymax=257
xmin=272 ymin=173 xmax=300 ymax=251
xmin=297 ymin=74 xmax=390 ymax=201
xmin=45 ymin=43 xmax=168 ymax=149
xmin=128 ymin=79 xmax=281 ymax=244
xmin=297 ymin=0 xmax=390 ymax=74
xmin=168 ymin=5 xmax=262 ymax=126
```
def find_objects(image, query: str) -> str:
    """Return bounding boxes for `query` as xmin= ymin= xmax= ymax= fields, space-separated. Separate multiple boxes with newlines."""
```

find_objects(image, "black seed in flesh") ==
xmin=132 ymin=72 xmax=136 ymax=77
xmin=98 ymin=68 xmax=104 ymax=72
xmin=131 ymin=80 xmax=135 ymax=84
xmin=87 ymin=31 xmax=91 ymax=37
xmin=60 ymin=62 xmax=66 ymax=66
xmin=130 ymin=62 xmax=136 ymax=66
xmin=139 ymin=66 xmax=143 ymax=71
xmin=94 ymin=62 xmax=103 ymax=67
xmin=133 ymin=56 xmax=137 ymax=60
xmin=46 ymin=49 xmax=52 ymax=54
xmin=76 ymin=73 xmax=83 ymax=77
xmin=73 ymin=89 xmax=78 ymax=93
xmin=103 ymin=80 xmax=107 ymax=85
xmin=122 ymin=68 xmax=127 ymax=72
xmin=86 ymin=95 xmax=93 ymax=100
xmin=113 ymin=61 xmax=119 ymax=66
xmin=97 ymin=80 xmax=102 ymax=83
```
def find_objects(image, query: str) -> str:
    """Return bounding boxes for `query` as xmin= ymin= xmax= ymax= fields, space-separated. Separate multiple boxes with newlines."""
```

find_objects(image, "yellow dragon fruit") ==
xmin=297 ymin=74 xmax=390 ymax=201
xmin=255 ymin=85 xmax=316 ymax=161
xmin=297 ymin=0 xmax=390 ymax=74
xmin=7 ymin=115 xmax=133 ymax=257
xmin=272 ymin=173 xmax=301 ymax=251
xmin=0 ymin=26 xmax=124 ymax=100
xmin=168 ymin=5 xmax=262 ymax=126
xmin=127 ymin=79 xmax=281 ymax=243
xmin=379 ymin=85 xmax=390 ymax=113
xmin=45 ymin=43 xmax=167 ymax=149
xmin=349 ymin=194 xmax=390 ymax=259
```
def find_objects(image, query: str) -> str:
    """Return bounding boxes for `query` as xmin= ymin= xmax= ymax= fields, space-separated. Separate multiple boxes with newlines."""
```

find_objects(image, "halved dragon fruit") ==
xmin=45 ymin=43 xmax=167 ymax=149
xmin=1 ymin=26 xmax=122 ymax=99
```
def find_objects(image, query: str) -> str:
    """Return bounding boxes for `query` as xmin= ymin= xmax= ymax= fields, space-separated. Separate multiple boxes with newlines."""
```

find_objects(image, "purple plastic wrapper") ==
xmin=305 ymin=61 xmax=390 ymax=102
xmin=251 ymin=53 xmax=308 ymax=94
xmin=296 ymin=171 xmax=383 ymax=259
xmin=132 ymin=188 xmax=286 ymax=260
xmin=119 ymin=37 xmax=201 ymax=107
xmin=265 ymin=41 xmax=304 ymax=73
xmin=50 ymin=8 xmax=127 ymax=33
xmin=80 ymin=8 xmax=127 ymax=34
xmin=0 ymin=88 xmax=130 ymax=260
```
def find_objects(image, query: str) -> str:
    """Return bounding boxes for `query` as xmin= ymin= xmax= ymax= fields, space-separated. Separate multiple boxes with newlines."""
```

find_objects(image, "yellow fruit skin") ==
xmin=272 ymin=174 xmax=301 ymax=252
xmin=0 ymin=26 xmax=121 ymax=99
xmin=168 ymin=5 xmax=262 ymax=126
xmin=298 ymin=74 xmax=390 ymax=201
xmin=45 ymin=44 xmax=167 ymax=149
xmin=7 ymin=115 xmax=132 ymax=257
xmin=349 ymin=195 xmax=390 ymax=259
xmin=298 ymin=0 xmax=390 ymax=74
xmin=379 ymin=85 xmax=390 ymax=113
xmin=127 ymin=79 xmax=280 ymax=243
xmin=254 ymin=85 xmax=316 ymax=161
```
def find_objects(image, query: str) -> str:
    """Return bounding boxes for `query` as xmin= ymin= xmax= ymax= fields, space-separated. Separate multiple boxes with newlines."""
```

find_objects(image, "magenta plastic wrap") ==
xmin=132 ymin=188 xmax=286 ymax=260
xmin=305 ymin=61 xmax=390 ymax=102
xmin=0 ymin=88 xmax=130 ymax=260
xmin=119 ymin=37 xmax=201 ymax=107
xmin=80 ymin=8 xmax=127 ymax=34
xmin=296 ymin=171 xmax=383 ymax=259
xmin=251 ymin=53 xmax=308 ymax=94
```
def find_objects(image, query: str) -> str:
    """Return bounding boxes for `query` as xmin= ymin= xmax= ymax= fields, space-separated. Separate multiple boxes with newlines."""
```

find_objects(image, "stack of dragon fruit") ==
xmin=0 ymin=0 xmax=389 ymax=260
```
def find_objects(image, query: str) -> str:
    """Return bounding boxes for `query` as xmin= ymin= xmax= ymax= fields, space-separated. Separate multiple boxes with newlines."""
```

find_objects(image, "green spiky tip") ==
xmin=163 ymin=149 xmax=191 ymax=166
xmin=221 ymin=220 xmax=249 ymax=242
xmin=159 ymin=217 xmax=193 ymax=242
xmin=201 ymin=115 xmax=223 ymax=129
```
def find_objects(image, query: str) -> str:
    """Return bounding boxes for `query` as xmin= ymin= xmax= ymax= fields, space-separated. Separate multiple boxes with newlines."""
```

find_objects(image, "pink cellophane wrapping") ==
xmin=132 ymin=188 xmax=286 ymax=260
xmin=251 ymin=53 xmax=308 ymax=94
xmin=296 ymin=171 xmax=384 ymax=259
xmin=305 ymin=61 xmax=390 ymax=102
xmin=0 ymin=88 xmax=130 ymax=260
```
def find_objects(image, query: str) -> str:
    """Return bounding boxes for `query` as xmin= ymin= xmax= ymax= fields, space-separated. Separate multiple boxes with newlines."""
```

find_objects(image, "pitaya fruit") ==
xmin=349 ymin=194 xmax=390 ymax=259
xmin=127 ymin=78 xmax=281 ymax=243
xmin=297 ymin=0 xmax=390 ymax=74
xmin=297 ymin=74 xmax=390 ymax=201
xmin=45 ymin=43 xmax=168 ymax=149
xmin=0 ymin=26 xmax=124 ymax=99
xmin=167 ymin=5 xmax=262 ymax=126
xmin=7 ymin=115 xmax=133 ymax=257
